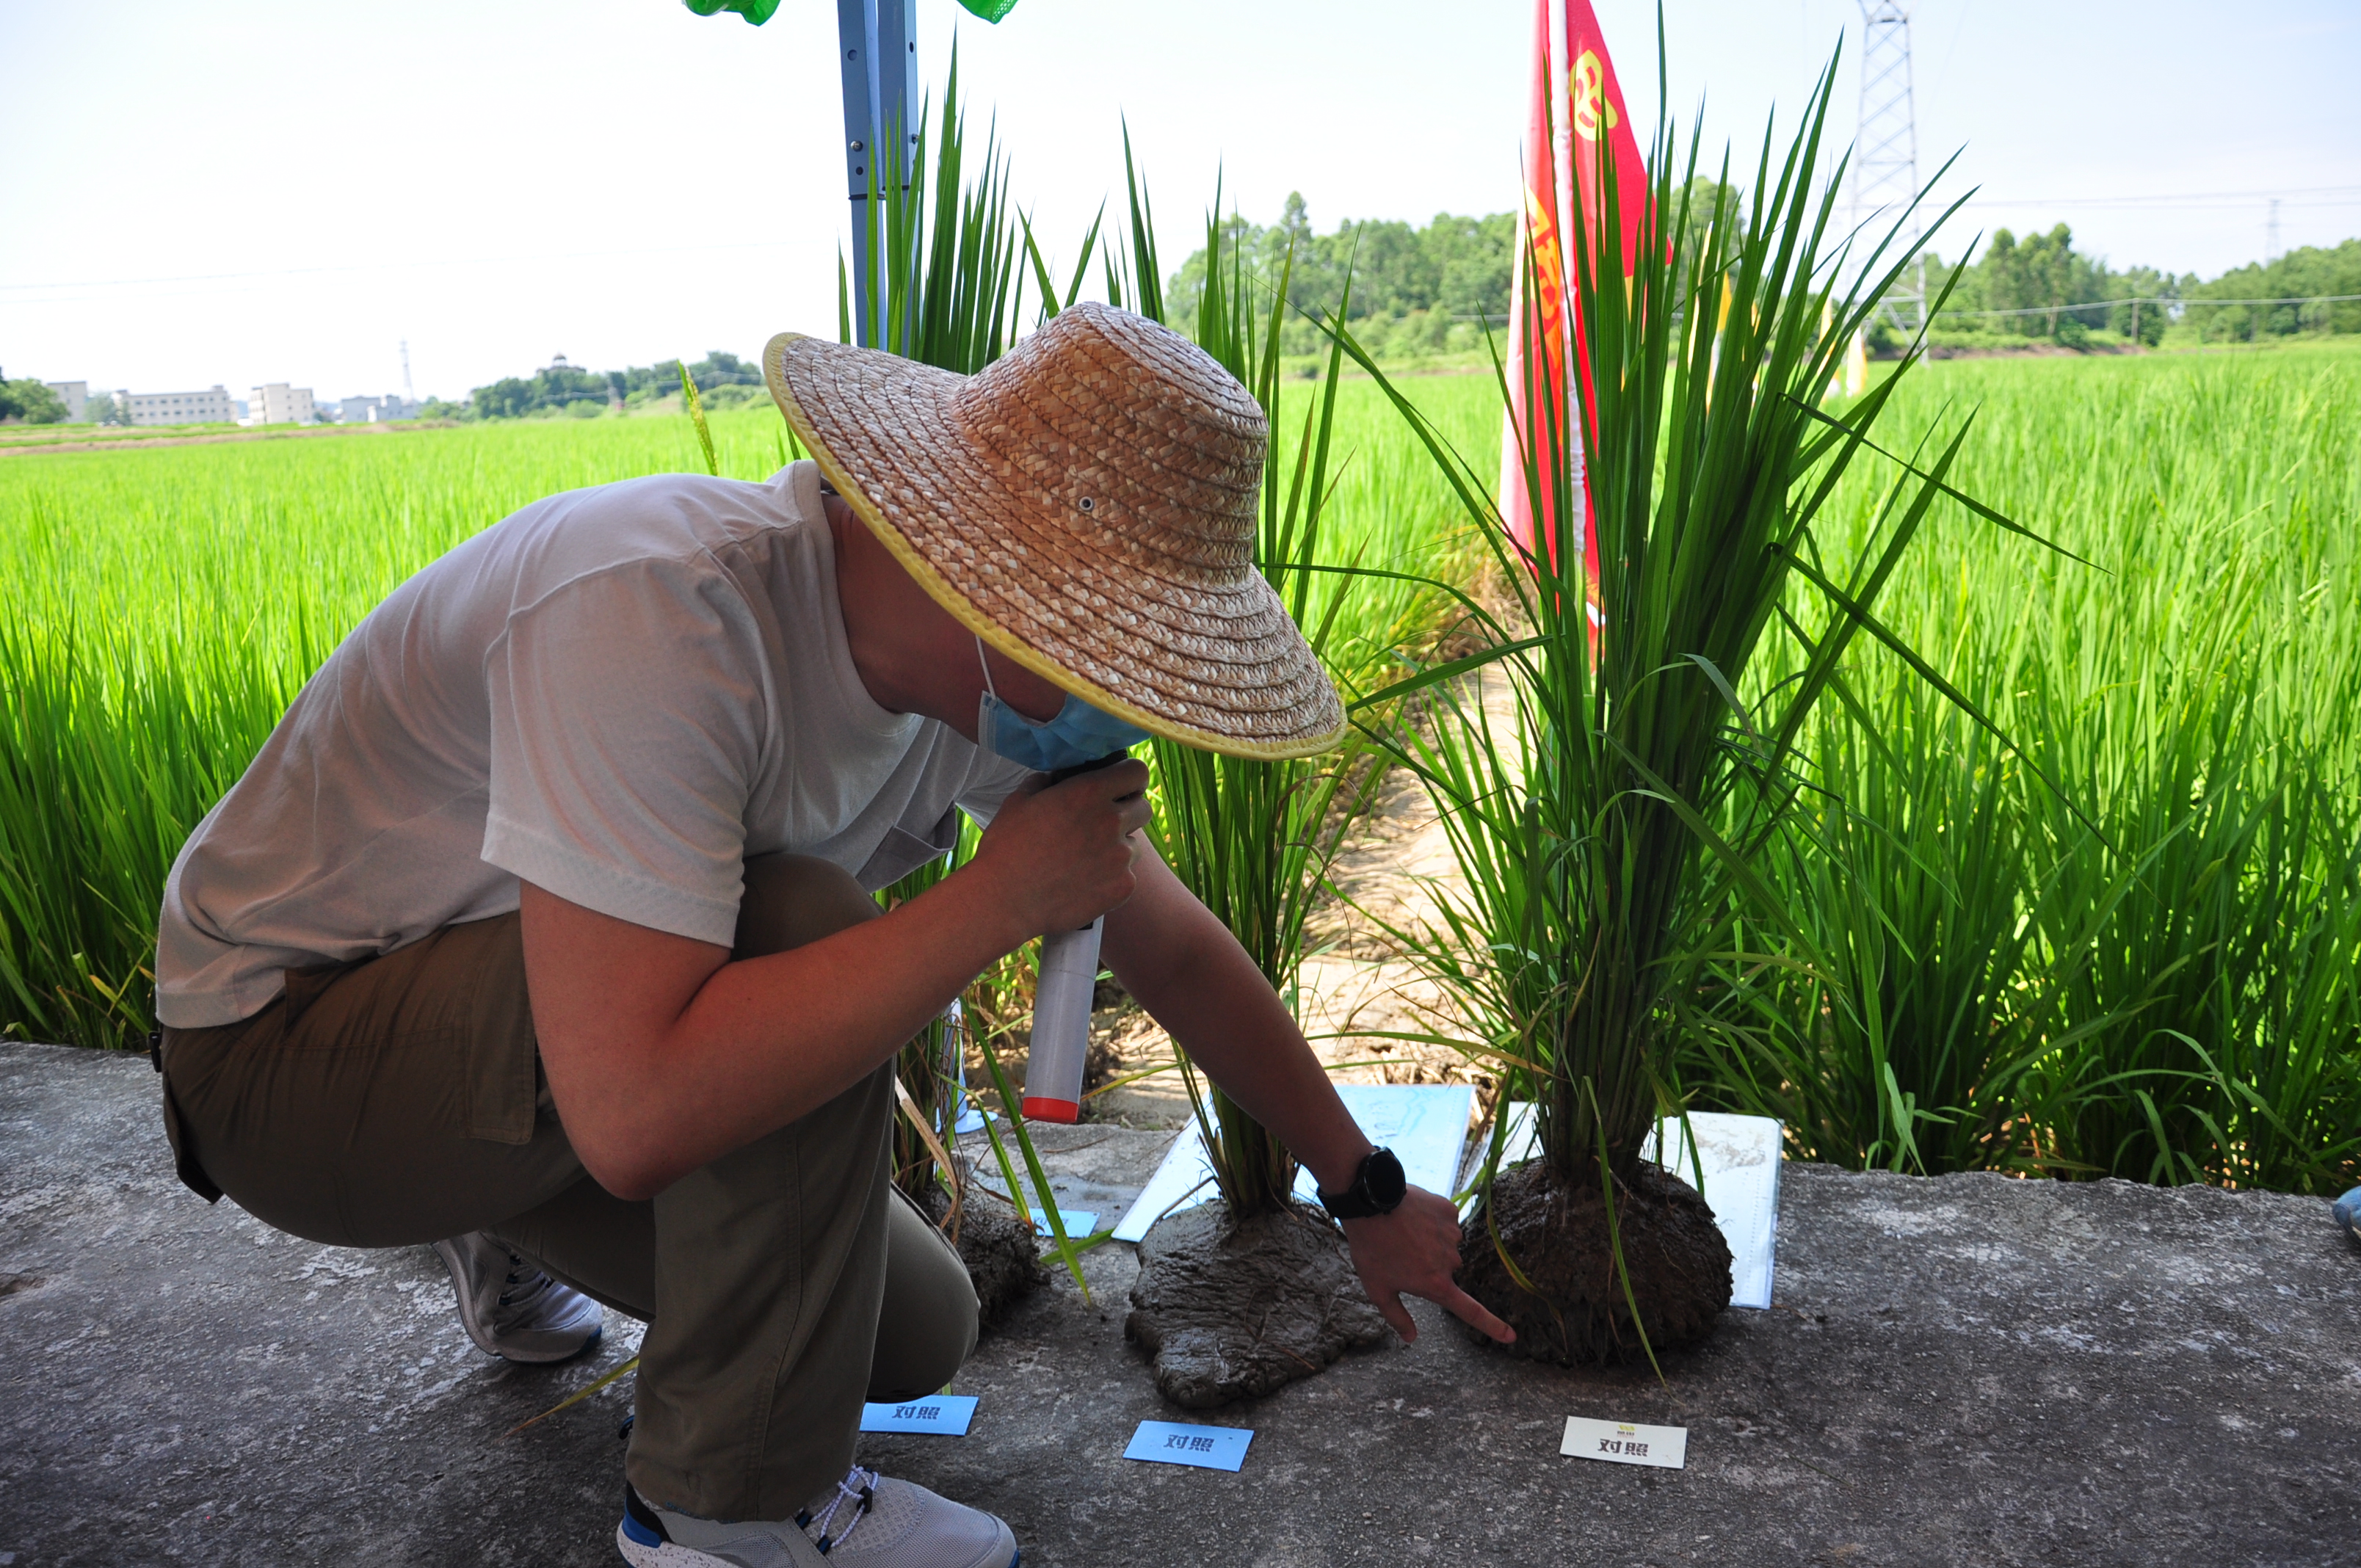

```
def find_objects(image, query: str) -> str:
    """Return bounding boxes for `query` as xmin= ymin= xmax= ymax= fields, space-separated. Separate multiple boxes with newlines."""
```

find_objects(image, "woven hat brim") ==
xmin=764 ymin=330 xmax=1348 ymax=761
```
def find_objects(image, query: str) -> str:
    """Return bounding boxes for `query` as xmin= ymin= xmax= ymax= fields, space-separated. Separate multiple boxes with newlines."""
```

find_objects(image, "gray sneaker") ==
xmin=617 ymin=1467 xmax=1018 ymax=1568
xmin=431 ymin=1232 xmax=603 ymax=1363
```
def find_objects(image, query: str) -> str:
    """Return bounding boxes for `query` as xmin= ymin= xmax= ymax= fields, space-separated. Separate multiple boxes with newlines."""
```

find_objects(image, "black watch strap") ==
xmin=1318 ymin=1146 xmax=1407 ymax=1221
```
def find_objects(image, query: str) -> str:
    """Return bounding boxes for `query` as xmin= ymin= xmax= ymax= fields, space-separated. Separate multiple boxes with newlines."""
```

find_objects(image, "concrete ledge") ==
xmin=3 ymin=1041 xmax=2355 ymax=1566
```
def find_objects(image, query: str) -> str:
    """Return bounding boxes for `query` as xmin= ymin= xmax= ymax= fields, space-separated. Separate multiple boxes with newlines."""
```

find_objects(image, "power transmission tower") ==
xmin=1854 ymin=1 xmax=1923 ymax=333
xmin=2266 ymin=197 xmax=2282 ymax=264
xmin=399 ymin=338 xmax=414 ymax=403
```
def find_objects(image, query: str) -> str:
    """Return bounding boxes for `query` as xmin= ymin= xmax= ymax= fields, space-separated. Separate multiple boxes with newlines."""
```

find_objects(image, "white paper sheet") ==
xmin=1111 ymin=1084 xmax=1474 ymax=1243
xmin=1467 ymin=1106 xmax=1782 ymax=1310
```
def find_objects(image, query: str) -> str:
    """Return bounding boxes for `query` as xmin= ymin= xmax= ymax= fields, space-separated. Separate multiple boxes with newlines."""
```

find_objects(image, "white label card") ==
xmin=1561 ymin=1416 xmax=1687 ymax=1469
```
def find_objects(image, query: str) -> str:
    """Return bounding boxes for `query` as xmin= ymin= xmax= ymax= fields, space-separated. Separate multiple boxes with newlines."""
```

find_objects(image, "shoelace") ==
xmin=494 ymin=1250 xmax=561 ymax=1318
xmin=793 ymin=1466 xmax=877 ymax=1556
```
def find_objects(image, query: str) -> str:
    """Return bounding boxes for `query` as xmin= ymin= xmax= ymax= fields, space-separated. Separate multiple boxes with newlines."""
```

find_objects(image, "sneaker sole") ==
xmin=616 ymin=1520 xmax=717 ymax=1567
xmin=616 ymin=1520 xmax=1019 ymax=1568
xmin=497 ymin=1322 xmax=603 ymax=1365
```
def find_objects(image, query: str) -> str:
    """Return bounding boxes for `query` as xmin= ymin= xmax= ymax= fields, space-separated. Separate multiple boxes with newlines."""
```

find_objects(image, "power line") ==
xmin=1933 ymin=293 xmax=2361 ymax=320
xmin=1956 ymin=183 xmax=2361 ymax=211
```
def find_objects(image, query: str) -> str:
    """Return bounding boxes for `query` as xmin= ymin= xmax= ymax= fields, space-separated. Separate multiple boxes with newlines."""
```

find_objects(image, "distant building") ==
xmin=336 ymin=393 xmax=418 ymax=424
xmin=118 ymin=385 xmax=239 ymax=426
xmin=247 ymin=384 xmax=317 ymax=426
xmin=45 ymin=381 xmax=88 ymax=421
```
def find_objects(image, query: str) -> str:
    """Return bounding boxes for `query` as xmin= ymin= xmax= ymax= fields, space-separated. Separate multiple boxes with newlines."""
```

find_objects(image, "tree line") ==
xmin=0 ymin=374 xmax=70 ymax=425
xmin=1910 ymin=227 xmax=2358 ymax=348
xmin=422 ymin=350 xmax=769 ymax=422
xmin=1162 ymin=195 xmax=1517 ymax=361
xmin=421 ymin=208 xmax=2357 ymax=421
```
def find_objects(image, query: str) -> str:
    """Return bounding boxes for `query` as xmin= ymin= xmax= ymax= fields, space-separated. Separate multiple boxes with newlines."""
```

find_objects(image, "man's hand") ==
xmin=962 ymin=758 xmax=1150 ymax=937
xmin=1340 ymin=1188 xmax=1515 ymax=1346
xmin=1101 ymin=853 xmax=1513 ymax=1346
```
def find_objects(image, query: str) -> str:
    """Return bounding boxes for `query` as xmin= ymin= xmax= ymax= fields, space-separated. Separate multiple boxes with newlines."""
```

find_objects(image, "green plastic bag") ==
xmin=681 ymin=0 xmax=780 ymax=22
xmin=681 ymin=0 xmax=1015 ymax=23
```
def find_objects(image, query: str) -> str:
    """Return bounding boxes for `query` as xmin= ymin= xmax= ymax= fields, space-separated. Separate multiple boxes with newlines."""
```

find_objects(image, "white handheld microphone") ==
xmin=1021 ymin=915 xmax=1102 ymax=1123
xmin=1018 ymin=752 xmax=1129 ymax=1122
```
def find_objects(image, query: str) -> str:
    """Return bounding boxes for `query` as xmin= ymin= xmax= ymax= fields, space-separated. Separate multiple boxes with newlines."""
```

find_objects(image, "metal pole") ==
xmin=837 ymin=0 xmax=879 ymax=348
xmin=836 ymin=0 xmax=919 ymax=352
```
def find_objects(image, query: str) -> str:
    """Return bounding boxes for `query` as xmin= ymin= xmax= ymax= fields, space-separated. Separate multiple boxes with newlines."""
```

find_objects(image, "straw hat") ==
xmin=762 ymin=302 xmax=1346 ymax=759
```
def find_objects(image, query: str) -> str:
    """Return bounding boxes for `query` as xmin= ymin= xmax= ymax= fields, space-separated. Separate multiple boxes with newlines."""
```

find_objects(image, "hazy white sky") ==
xmin=4 ymin=0 xmax=2354 ymax=402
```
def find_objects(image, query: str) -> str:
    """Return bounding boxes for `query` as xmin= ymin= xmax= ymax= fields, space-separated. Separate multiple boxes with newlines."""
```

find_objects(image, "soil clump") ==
xmin=1125 ymin=1199 xmax=1393 ymax=1409
xmin=1459 ymin=1158 xmax=1731 ymax=1365
xmin=917 ymin=1184 xmax=1045 ymax=1330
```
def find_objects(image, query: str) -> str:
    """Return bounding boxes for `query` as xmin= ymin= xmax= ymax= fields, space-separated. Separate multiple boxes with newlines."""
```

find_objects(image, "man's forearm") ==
xmin=1078 ymin=849 xmax=1519 ymax=1349
xmin=530 ymin=763 xmax=1156 ymax=1200
xmin=526 ymin=868 xmax=1020 ymax=1199
xmin=1101 ymin=854 xmax=1372 ymax=1193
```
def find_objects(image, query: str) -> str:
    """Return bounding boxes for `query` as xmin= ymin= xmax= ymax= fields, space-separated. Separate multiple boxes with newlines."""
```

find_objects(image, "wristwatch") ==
xmin=1318 ymin=1146 xmax=1407 ymax=1222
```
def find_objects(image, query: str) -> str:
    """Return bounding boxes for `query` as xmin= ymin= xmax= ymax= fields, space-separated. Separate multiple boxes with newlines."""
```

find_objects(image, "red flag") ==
xmin=1499 ymin=0 xmax=1647 ymax=595
xmin=1498 ymin=0 xmax=1568 ymax=573
xmin=1564 ymin=1 xmax=1650 ymax=297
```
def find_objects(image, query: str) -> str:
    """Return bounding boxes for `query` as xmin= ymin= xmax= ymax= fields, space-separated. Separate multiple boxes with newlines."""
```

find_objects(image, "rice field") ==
xmin=0 ymin=382 xmax=1488 ymax=1054
xmin=1711 ymin=340 xmax=2361 ymax=1192
xmin=2 ymin=343 xmax=2354 ymax=1194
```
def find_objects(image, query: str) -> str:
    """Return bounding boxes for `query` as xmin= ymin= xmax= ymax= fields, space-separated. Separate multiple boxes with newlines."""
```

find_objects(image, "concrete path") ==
xmin=4 ymin=1040 xmax=2356 ymax=1567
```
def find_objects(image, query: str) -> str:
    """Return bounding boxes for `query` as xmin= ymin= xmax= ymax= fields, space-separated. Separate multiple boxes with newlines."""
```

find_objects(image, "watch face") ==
xmin=1366 ymin=1147 xmax=1408 ymax=1207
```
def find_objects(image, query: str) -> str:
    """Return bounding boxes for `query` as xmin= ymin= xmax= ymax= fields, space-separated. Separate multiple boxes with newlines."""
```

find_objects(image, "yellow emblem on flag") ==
xmin=1571 ymin=48 xmax=1619 ymax=141
xmin=1523 ymin=186 xmax=1568 ymax=341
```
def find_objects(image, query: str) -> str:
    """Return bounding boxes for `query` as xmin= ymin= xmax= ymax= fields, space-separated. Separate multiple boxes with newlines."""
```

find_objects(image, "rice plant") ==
xmin=839 ymin=46 xmax=1027 ymax=376
xmin=1109 ymin=161 xmax=1371 ymax=1218
xmin=1336 ymin=51 xmax=2034 ymax=1360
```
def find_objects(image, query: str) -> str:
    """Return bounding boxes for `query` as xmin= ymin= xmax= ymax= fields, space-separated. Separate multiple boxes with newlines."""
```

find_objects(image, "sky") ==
xmin=3 ymin=0 xmax=2354 ymax=404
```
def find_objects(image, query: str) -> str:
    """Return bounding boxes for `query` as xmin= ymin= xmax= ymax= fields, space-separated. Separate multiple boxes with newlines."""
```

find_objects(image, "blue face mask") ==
xmin=975 ymin=636 xmax=1150 ymax=773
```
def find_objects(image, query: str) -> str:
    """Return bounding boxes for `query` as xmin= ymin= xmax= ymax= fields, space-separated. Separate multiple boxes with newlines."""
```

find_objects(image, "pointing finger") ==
xmin=1433 ymin=1282 xmax=1515 ymax=1343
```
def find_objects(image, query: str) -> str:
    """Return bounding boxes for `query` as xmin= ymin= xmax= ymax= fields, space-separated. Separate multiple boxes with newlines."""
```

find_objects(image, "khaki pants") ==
xmin=159 ymin=854 xmax=979 ymax=1522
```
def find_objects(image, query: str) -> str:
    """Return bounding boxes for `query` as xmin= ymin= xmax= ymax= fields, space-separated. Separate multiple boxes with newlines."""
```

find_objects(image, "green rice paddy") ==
xmin=3 ymin=344 xmax=2354 ymax=1193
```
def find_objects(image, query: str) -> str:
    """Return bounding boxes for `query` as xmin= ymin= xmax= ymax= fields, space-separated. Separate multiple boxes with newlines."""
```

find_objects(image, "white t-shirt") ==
xmin=156 ymin=460 xmax=1030 ymax=1029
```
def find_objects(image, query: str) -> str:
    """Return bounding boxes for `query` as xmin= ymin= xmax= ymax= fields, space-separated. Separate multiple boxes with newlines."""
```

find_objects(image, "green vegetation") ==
xmin=1129 ymin=174 xmax=1375 ymax=1221
xmin=1 ymin=344 xmax=2354 ymax=1199
xmin=1912 ymin=228 xmax=2359 ymax=353
xmin=2183 ymin=239 xmax=2361 ymax=341
xmin=418 ymin=349 xmax=769 ymax=422
xmin=0 ymin=378 xmax=70 ymax=425
xmin=1347 ymin=60 xmax=2028 ymax=1368
xmin=3 ymin=28 xmax=2354 ymax=1219
xmin=0 ymin=375 xmax=1472 ymax=1041
xmin=1164 ymin=194 xmax=1515 ymax=365
xmin=1915 ymin=223 xmax=2183 ymax=349
xmin=1700 ymin=343 xmax=2361 ymax=1193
